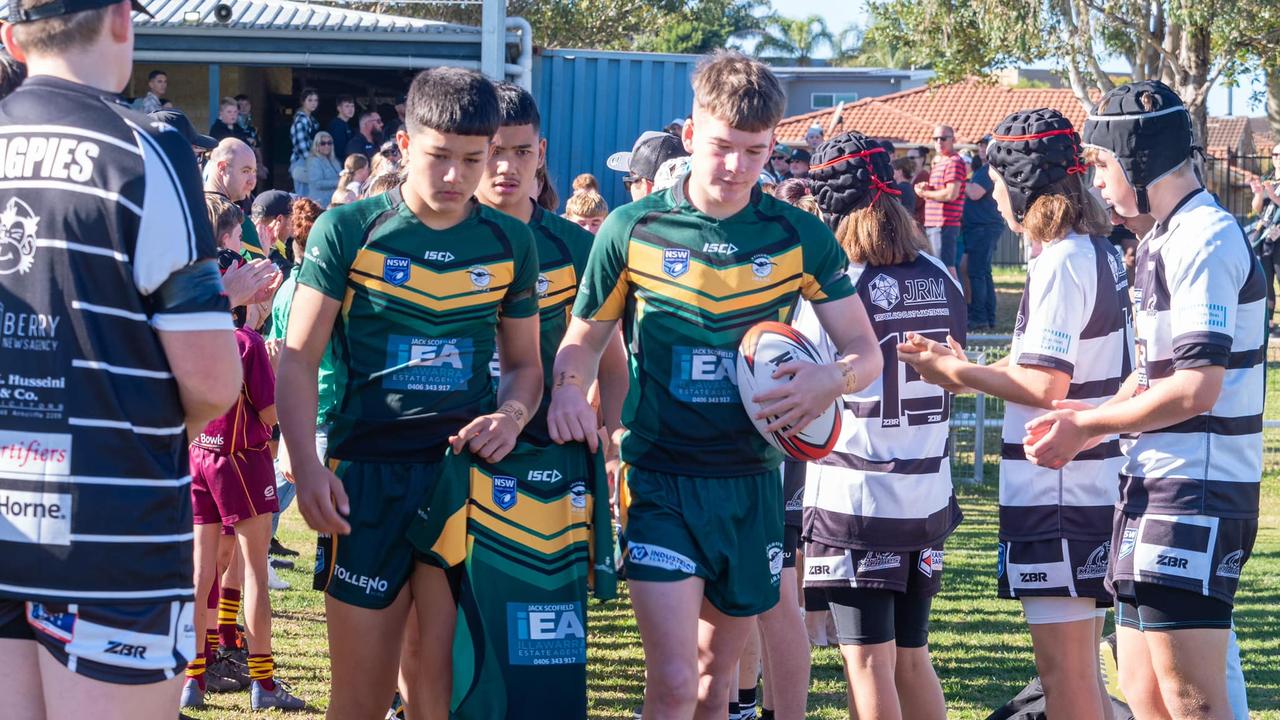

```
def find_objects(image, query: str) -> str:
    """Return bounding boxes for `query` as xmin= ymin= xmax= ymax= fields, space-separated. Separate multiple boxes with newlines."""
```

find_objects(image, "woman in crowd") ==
xmin=330 ymin=153 xmax=370 ymax=207
xmin=304 ymin=131 xmax=341 ymax=208
xmin=289 ymin=87 xmax=320 ymax=195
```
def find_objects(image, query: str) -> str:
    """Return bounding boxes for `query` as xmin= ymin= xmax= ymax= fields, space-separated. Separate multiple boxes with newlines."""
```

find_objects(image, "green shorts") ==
xmin=313 ymin=458 xmax=443 ymax=610
xmin=622 ymin=464 xmax=784 ymax=617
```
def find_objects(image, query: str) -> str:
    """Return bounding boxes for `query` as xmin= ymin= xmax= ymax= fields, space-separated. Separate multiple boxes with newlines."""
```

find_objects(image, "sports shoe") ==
xmin=219 ymin=646 xmax=251 ymax=673
xmin=206 ymin=655 xmax=248 ymax=691
xmin=268 ymin=564 xmax=291 ymax=590
xmin=251 ymin=679 xmax=306 ymax=710
xmin=179 ymin=678 xmax=204 ymax=708
xmin=270 ymin=556 xmax=295 ymax=570
xmin=269 ymin=538 xmax=300 ymax=557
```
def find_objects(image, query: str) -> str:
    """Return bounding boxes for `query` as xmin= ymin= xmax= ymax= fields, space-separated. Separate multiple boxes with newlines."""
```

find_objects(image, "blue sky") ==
xmin=766 ymin=0 xmax=1260 ymax=117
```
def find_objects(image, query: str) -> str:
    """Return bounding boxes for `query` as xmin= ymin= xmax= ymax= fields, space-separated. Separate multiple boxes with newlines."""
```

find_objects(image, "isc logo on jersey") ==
xmin=527 ymin=469 xmax=562 ymax=483
xmin=424 ymin=250 xmax=455 ymax=263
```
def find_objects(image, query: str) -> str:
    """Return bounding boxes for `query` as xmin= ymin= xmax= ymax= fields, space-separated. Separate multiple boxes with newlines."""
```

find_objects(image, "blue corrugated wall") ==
xmin=534 ymin=49 xmax=700 ymax=212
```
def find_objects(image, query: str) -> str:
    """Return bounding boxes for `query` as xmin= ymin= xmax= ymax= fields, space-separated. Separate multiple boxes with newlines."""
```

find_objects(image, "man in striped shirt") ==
xmin=0 ymin=0 xmax=241 ymax=717
xmin=914 ymin=125 xmax=966 ymax=278
xmin=1026 ymin=81 xmax=1265 ymax=720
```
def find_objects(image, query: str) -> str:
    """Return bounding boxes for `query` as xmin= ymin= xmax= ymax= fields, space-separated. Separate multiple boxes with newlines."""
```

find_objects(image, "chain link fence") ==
xmin=947 ymin=340 xmax=1280 ymax=483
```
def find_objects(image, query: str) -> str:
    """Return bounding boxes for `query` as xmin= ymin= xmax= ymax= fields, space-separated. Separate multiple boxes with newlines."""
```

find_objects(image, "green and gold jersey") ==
xmin=408 ymin=443 xmax=616 ymax=720
xmin=490 ymin=202 xmax=595 ymax=443
xmin=239 ymin=216 xmax=266 ymax=260
xmin=295 ymin=188 xmax=540 ymax=462
xmin=573 ymin=182 xmax=855 ymax=476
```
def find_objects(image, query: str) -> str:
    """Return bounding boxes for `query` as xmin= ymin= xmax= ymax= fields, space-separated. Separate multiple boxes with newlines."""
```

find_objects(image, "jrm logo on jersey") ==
xmin=493 ymin=475 xmax=518 ymax=511
xmin=904 ymin=277 xmax=947 ymax=305
xmin=869 ymin=274 xmax=901 ymax=311
xmin=663 ymin=248 xmax=690 ymax=278
xmin=507 ymin=601 xmax=586 ymax=666
xmin=382 ymin=257 xmax=411 ymax=287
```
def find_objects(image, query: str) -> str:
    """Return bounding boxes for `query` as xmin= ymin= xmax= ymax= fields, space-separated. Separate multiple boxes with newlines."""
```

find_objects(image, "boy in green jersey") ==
xmin=548 ymin=52 xmax=883 ymax=719
xmin=276 ymin=68 xmax=544 ymax=719
xmin=473 ymin=83 xmax=628 ymax=446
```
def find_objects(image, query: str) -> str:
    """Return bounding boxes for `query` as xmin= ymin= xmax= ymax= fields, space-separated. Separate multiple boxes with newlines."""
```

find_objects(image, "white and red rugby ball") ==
xmin=737 ymin=321 xmax=842 ymax=462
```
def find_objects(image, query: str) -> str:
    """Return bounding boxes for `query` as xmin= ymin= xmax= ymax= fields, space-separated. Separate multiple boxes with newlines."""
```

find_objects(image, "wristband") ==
xmin=498 ymin=400 xmax=530 ymax=429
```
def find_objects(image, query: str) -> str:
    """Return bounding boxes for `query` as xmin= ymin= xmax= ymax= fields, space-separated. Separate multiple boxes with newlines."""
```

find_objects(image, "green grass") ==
xmin=186 ymin=476 xmax=1280 ymax=720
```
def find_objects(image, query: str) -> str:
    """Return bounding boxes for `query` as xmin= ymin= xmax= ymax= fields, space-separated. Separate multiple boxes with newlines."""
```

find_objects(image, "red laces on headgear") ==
xmin=992 ymin=127 xmax=1088 ymax=175
xmin=810 ymin=146 xmax=902 ymax=204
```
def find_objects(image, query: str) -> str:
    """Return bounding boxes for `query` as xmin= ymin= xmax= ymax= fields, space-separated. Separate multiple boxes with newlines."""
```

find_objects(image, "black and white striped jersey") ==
xmin=794 ymin=252 xmax=966 ymax=552
xmin=1122 ymin=189 xmax=1266 ymax=519
xmin=0 ymin=76 xmax=230 ymax=602
xmin=1000 ymin=233 xmax=1132 ymax=542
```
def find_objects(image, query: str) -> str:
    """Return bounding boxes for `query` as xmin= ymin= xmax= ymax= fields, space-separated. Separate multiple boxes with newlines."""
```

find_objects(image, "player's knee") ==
xmin=894 ymin=646 xmax=931 ymax=677
xmin=646 ymin=663 xmax=698 ymax=706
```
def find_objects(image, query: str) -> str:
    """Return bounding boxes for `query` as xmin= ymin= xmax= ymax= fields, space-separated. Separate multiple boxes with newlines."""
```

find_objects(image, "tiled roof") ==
xmin=1250 ymin=116 xmax=1274 ymax=156
xmin=776 ymin=78 xmax=1093 ymax=146
xmin=133 ymin=0 xmax=477 ymax=34
xmin=1204 ymin=116 xmax=1250 ymax=156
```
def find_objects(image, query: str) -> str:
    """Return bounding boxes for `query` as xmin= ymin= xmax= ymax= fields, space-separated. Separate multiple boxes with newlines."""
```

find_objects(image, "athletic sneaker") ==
xmin=270 ymin=556 xmax=296 ymax=571
xmin=251 ymin=679 xmax=306 ymax=710
xmin=206 ymin=655 xmax=248 ymax=691
xmin=179 ymin=678 xmax=204 ymax=709
xmin=269 ymin=538 xmax=300 ymax=557
xmin=219 ymin=646 xmax=251 ymax=674
xmin=268 ymin=564 xmax=291 ymax=590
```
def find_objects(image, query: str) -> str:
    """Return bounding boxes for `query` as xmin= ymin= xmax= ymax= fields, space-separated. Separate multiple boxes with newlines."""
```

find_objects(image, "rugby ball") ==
xmin=737 ymin=321 xmax=842 ymax=461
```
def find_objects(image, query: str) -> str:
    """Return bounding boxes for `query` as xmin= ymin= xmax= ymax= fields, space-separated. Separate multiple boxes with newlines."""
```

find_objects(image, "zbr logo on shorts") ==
xmin=492 ymin=475 xmax=518 ymax=511
xmin=383 ymin=256 xmax=412 ymax=286
xmin=662 ymin=248 xmax=690 ymax=278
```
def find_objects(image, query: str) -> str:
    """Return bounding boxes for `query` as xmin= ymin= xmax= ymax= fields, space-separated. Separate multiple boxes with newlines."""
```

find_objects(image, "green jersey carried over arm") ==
xmin=407 ymin=442 xmax=616 ymax=720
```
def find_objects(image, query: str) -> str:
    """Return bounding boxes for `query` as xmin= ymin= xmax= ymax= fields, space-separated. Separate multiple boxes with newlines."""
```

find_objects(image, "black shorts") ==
xmin=997 ymin=537 xmax=1113 ymax=603
xmin=818 ymin=587 xmax=933 ymax=648
xmin=1108 ymin=512 xmax=1256 ymax=606
xmin=782 ymin=525 xmax=799 ymax=569
xmin=782 ymin=460 xmax=805 ymax=529
xmin=804 ymin=540 xmax=945 ymax=596
xmin=1115 ymin=582 xmax=1233 ymax=631
xmin=0 ymin=598 xmax=195 ymax=684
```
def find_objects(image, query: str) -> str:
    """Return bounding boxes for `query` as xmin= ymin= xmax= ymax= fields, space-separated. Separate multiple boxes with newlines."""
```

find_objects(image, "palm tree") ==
xmin=753 ymin=15 xmax=836 ymax=66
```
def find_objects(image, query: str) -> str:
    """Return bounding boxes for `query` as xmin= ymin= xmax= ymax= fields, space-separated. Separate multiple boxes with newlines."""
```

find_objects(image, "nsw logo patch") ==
xmin=382 ymin=256 xmax=411 ymax=286
xmin=492 ymin=475 xmax=518 ymax=511
xmin=662 ymin=248 xmax=690 ymax=278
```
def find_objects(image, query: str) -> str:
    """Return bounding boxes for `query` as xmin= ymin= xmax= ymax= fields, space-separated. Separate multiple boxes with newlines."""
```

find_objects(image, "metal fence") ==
xmin=1202 ymin=154 xmax=1273 ymax=221
xmin=946 ymin=340 xmax=1280 ymax=483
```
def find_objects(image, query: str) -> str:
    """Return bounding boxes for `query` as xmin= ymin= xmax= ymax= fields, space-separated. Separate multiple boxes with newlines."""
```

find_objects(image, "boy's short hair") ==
xmin=494 ymin=82 xmax=540 ymax=132
xmin=691 ymin=50 xmax=785 ymax=133
xmin=149 ymin=70 xmax=167 ymax=81
xmin=205 ymin=193 xmax=244 ymax=247
xmin=405 ymin=67 xmax=499 ymax=138
xmin=337 ymin=94 xmax=354 ymax=107
xmin=10 ymin=0 xmax=109 ymax=55
xmin=565 ymin=189 xmax=608 ymax=219
xmin=219 ymin=96 xmax=237 ymax=110
xmin=234 ymin=93 xmax=249 ymax=102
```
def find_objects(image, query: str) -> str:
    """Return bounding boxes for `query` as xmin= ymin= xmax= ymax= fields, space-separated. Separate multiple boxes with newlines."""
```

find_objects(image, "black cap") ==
xmin=789 ymin=148 xmax=811 ymax=163
xmin=149 ymin=109 xmax=217 ymax=151
xmin=988 ymin=108 xmax=1086 ymax=222
xmin=10 ymin=0 xmax=152 ymax=23
xmin=252 ymin=190 xmax=294 ymax=219
xmin=606 ymin=131 xmax=688 ymax=183
xmin=809 ymin=131 xmax=900 ymax=223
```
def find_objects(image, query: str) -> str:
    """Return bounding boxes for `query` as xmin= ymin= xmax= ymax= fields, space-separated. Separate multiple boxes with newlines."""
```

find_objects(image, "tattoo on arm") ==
xmin=554 ymin=371 xmax=584 ymax=389
xmin=498 ymin=401 xmax=528 ymax=427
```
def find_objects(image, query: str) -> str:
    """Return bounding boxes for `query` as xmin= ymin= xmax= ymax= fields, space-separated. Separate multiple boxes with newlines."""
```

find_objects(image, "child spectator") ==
xmin=564 ymin=186 xmax=609 ymax=235
xmin=330 ymin=153 xmax=370 ymax=207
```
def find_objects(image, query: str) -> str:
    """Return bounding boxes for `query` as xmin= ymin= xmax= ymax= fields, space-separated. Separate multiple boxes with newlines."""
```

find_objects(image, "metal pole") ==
xmin=479 ymin=0 xmax=505 ymax=81
xmin=973 ymin=351 xmax=986 ymax=485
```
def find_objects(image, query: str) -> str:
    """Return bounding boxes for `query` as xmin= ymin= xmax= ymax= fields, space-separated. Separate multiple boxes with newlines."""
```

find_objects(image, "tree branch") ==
xmin=1084 ymin=0 xmax=1179 ymax=71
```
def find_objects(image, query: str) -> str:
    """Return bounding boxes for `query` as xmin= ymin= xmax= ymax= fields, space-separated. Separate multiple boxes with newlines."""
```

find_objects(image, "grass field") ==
xmin=185 ymin=474 xmax=1280 ymax=720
